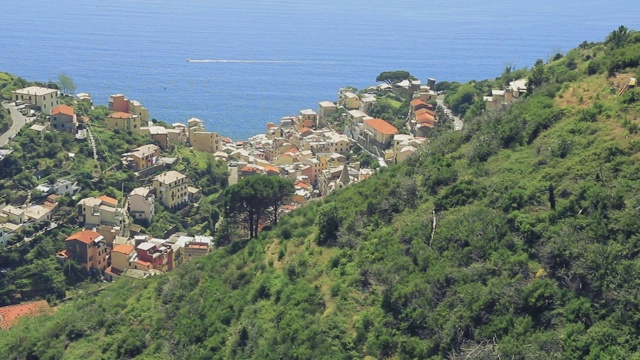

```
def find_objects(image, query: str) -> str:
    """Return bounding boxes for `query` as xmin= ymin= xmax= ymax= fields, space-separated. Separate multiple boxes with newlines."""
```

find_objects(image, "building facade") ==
xmin=50 ymin=105 xmax=77 ymax=132
xmin=12 ymin=86 xmax=60 ymax=112
xmin=152 ymin=171 xmax=189 ymax=209
xmin=77 ymin=195 xmax=122 ymax=228
xmin=60 ymin=230 xmax=109 ymax=272
xmin=105 ymin=112 xmax=142 ymax=133
xmin=128 ymin=187 xmax=155 ymax=224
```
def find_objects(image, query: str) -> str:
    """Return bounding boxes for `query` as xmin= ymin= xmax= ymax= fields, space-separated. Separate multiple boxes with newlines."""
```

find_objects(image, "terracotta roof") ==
xmin=108 ymin=111 xmax=134 ymax=119
xmin=241 ymin=166 xmax=260 ymax=172
xmin=410 ymin=99 xmax=428 ymax=106
xmin=51 ymin=104 xmax=74 ymax=116
xmin=0 ymin=300 xmax=52 ymax=330
xmin=135 ymin=259 xmax=151 ymax=267
xmin=295 ymin=181 xmax=312 ymax=190
xmin=415 ymin=108 xmax=435 ymax=116
xmin=416 ymin=113 xmax=436 ymax=124
xmin=66 ymin=230 xmax=102 ymax=245
xmin=97 ymin=195 xmax=118 ymax=206
xmin=299 ymin=127 xmax=312 ymax=134
xmin=112 ymin=244 xmax=135 ymax=255
xmin=364 ymin=118 xmax=399 ymax=135
xmin=264 ymin=164 xmax=280 ymax=174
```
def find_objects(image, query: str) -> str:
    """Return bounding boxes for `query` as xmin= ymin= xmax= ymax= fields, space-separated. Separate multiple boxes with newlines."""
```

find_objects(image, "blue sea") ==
xmin=2 ymin=0 xmax=640 ymax=140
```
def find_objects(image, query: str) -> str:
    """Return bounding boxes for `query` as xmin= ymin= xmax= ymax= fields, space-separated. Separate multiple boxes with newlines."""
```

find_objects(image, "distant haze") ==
xmin=2 ymin=0 xmax=640 ymax=140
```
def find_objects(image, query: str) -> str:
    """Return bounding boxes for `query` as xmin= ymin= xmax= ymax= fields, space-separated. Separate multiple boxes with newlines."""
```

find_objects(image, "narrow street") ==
xmin=436 ymin=96 xmax=464 ymax=131
xmin=0 ymin=102 xmax=27 ymax=146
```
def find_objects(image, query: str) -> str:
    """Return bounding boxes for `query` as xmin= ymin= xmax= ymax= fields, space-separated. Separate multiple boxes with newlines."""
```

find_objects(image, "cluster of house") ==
xmin=56 ymin=227 xmax=213 ymax=280
xmin=3 ymin=78 xmax=442 ymax=251
xmin=483 ymin=78 xmax=528 ymax=111
xmin=55 ymin=168 xmax=209 ymax=278
xmin=0 ymin=179 xmax=80 ymax=247
xmin=216 ymin=78 xmax=440 ymax=199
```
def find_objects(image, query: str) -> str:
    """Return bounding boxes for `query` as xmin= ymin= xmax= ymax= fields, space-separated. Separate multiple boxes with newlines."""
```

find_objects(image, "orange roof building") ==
xmin=263 ymin=164 xmax=280 ymax=175
xmin=109 ymin=111 xmax=135 ymax=119
xmin=106 ymin=111 xmax=142 ymax=133
xmin=50 ymin=104 xmax=78 ymax=132
xmin=410 ymin=99 xmax=429 ymax=113
xmin=112 ymin=244 xmax=135 ymax=254
xmin=50 ymin=104 xmax=74 ymax=116
xmin=363 ymin=118 xmax=399 ymax=135
xmin=65 ymin=230 xmax=102 ymax=244
xmin=361 ymin=118 xmax=399 ymax=152
xmin=0 ymin=300 xmax=52 ymax=330
xmin=416 ymin=112 xmax=436 ymax=125
xmin=97 ymin=195 xmax=118 ymax=207
xmin=61 ymin=230 xmax=109 ymax=272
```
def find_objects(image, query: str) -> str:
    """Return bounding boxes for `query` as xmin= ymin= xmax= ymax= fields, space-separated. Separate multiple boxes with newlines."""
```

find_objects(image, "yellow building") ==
xmin=192 ymin=131 xmax=220 ymax=153
xmin=12 ymin=86 xmax=60 ymax=112
xmin=106 ymin=112 xmax=142 ymax=134
xmin=121 ymin=144 xmax=160 ymax=171
xmin=111 ymin=244 xmax=135 ymax=273
xmin=341 ymin=92 xmax=359 ymax=109
xmin=152 ymin=171 xmax=189 ymax=209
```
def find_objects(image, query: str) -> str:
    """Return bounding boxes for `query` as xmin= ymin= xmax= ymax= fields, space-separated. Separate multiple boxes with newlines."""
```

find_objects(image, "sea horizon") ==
xmin=2 ymin=0 xmax=640 ymax=140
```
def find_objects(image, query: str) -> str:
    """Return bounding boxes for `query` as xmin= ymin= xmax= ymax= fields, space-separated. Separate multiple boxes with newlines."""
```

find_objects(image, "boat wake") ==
xmin=186 ymin=59 xmax=307 ymax=64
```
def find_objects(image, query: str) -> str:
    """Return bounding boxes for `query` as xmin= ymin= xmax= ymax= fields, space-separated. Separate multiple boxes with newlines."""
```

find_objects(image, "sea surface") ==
xmin=2 ymin=0 xmax=640 ymax=140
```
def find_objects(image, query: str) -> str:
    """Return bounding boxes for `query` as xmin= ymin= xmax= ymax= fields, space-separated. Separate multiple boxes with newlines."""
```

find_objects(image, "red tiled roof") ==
xmin=108 ymin=111 xmax=134 ymax=119
xmin=264 ymin=164 xmax=280 ymax=174
xmin=66 ymin=230 xmax=102 ymax=245
xmin=135 ymin=259 xmax=151 ymax=267
xmin=241 ymin=166 xmax=260 ymax=172
xmin=416 ymin=112 xmax=436 ymax=124
xmin=410 ymin=99 xmax=427 ymax=106
xmin=415 ymin=108 xmax=435 ymax=116
xmin=0 ymin=300 xmax=52 ymax=330
xmin=112 ymin=244 xmax=135 ymax=255
xmin=51 ymin=104 xmax=74 ymax=116
xmin=97 ymin=195 xmax=118 ymax=206
xmin=364 ymin=118 xmax=399 ymax=135
xmin=295 ymin=180 xmax=312 ymax=190
xmin=299 ymin=127 xmax=312 ymax=134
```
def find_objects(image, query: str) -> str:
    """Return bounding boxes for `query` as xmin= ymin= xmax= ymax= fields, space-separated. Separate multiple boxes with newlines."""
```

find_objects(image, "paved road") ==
xmin=0 ymin=102 xmax=27 ymax=146
xmin=436 ymin=96 xmax=463 ymax=131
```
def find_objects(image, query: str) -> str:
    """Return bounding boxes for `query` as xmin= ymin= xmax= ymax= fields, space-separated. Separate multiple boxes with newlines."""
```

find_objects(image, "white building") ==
xmin=12 ymin=86 xmax=60 ymax=112
xmin=128 ymin=187 xmax=155 ymax=225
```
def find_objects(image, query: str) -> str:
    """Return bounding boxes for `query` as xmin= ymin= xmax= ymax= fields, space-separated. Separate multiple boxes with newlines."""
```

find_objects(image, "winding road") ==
xmin=0 ymin=102 xmax=27 ymax=147
xmin=436 ymin=96 xmax=464 ymax=131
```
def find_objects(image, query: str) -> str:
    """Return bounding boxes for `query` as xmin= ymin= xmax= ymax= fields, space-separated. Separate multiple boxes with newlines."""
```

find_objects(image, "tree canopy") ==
xmin=57 ymin=73 xmax=77 ymax=95
xmin=223 ymin=176 xmax=294 ymax=239
xmin=376 ymin=70 xmax=416 ymax=84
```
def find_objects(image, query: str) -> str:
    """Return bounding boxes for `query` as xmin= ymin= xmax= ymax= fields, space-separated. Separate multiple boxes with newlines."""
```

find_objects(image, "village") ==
xmin=0 ymin=74 xmax=468 ymax=324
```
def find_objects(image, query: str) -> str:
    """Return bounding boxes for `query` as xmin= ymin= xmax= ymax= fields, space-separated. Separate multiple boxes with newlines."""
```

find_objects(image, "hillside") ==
xmin=3 ymin=28 xmax=640 ymax=359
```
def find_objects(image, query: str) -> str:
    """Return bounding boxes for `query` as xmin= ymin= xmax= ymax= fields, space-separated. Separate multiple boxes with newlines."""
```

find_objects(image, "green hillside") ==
xmin=3 ymin=28 xmax=640 ymax=359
